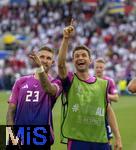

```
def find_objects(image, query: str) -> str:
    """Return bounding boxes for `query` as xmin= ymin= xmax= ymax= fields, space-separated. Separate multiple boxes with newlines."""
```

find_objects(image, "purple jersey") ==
xmin=103 ymin=76 xmax=118 ymax=95
xmin=8 ymin=74 xmax=62 ymax=143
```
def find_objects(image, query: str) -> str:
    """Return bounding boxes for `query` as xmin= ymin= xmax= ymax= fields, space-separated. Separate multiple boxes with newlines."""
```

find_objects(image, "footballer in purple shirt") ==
xmin=6 ymin=46 xmax=62 ymax=148
xmin=94 ymin=58 xmax=119 ymax=103
xmin=8 ymin=74 xmax=61 ymax=126
xmin=94 ymin=58 xmax=119 ymax=149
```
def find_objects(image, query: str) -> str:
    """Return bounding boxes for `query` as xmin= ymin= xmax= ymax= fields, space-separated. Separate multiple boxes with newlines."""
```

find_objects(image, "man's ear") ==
xmin=52 ymin=60 xmax=55 ymax=65
xmin=72 ymin=57 xmax=75 ymax=64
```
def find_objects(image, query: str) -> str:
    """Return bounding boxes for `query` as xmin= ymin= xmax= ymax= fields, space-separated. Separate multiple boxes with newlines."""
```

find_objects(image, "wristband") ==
xmin=36 ymin=66 xmax=44 ymax=73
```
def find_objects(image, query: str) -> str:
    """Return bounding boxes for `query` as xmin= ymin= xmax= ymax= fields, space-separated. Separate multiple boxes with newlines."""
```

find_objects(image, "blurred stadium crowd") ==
xmin=0 ymin=0 xmax=136 ymax=94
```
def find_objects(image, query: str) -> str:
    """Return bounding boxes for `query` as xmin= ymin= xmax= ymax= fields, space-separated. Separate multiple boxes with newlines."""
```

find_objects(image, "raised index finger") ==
xmin=70 ymin=18 xmax=74 ymax=26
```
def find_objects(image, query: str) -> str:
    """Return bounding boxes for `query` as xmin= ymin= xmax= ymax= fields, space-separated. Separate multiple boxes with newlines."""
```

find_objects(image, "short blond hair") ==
xmin=38 ymin=45 xmax=54 ymax=54
xmin=95 ymin=58 xmax=105 ymax=64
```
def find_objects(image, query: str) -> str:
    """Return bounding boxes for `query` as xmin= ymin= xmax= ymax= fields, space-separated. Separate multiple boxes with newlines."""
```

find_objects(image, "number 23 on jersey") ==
xmin=25 ymin=91 xmax=40 ymax=102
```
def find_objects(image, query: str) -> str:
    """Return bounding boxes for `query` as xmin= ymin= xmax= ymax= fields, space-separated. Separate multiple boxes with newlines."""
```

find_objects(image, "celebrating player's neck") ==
xmin=96 ymin=74 xmax=103 ymax=78
xmin=76 ymin=71 xmax=90 ymax=81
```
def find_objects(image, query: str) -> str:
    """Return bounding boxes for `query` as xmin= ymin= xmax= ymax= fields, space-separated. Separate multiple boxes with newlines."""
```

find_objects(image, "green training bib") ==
xmin=61 ymin=75 xmax=108 ymax=143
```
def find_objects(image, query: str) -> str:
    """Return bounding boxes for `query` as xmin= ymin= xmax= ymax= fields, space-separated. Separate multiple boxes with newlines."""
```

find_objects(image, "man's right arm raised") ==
xmin=58 ymin=22 xmax=74 ymax=79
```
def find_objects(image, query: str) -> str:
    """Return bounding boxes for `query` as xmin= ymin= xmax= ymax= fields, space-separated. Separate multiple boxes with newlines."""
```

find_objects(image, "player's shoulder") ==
xmin=95 ymin=77 xmax=108 ymax=86
xmin=103 ymin=76 xmax=115 ymax=83
xmin=64 ymin=71 xmax=74 ymax=82
xmin=49 ymin=74 xmax=61 ymax=82
xmin=15 ymin=74 xmax=33 ymax=84
xmin=97 ymin=77 xmax=108 ymax=83
xmin=96 ymin=77 xmax=108 ymax=89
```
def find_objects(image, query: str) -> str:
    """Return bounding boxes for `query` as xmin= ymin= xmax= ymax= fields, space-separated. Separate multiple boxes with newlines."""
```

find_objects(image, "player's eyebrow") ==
xmin=47 ymin=56 xmax=52 ymax=60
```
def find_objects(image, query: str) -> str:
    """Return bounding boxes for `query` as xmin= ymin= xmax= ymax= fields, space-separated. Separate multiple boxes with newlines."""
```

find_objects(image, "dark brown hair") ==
xmin=72 ymin=45 xmax=91 ymax=58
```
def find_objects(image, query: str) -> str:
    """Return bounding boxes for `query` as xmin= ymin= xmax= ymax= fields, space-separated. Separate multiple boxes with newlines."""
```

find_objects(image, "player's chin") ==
xmin=77 ymin=66 xmax=87 ymax=72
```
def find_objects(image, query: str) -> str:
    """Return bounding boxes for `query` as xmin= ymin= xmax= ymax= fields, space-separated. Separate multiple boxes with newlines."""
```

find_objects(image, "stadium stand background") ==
xmin=0 ymin=0 xmax=136 ymax=94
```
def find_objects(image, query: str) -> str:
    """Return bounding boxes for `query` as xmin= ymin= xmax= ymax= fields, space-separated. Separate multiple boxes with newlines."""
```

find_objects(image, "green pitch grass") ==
xmin=0 ymin=91 xmax=136 ymax=150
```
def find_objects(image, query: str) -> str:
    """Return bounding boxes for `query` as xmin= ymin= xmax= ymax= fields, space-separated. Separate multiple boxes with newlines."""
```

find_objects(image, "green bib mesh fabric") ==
xmin=61 ymin=75 xmax=108 ymax=143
